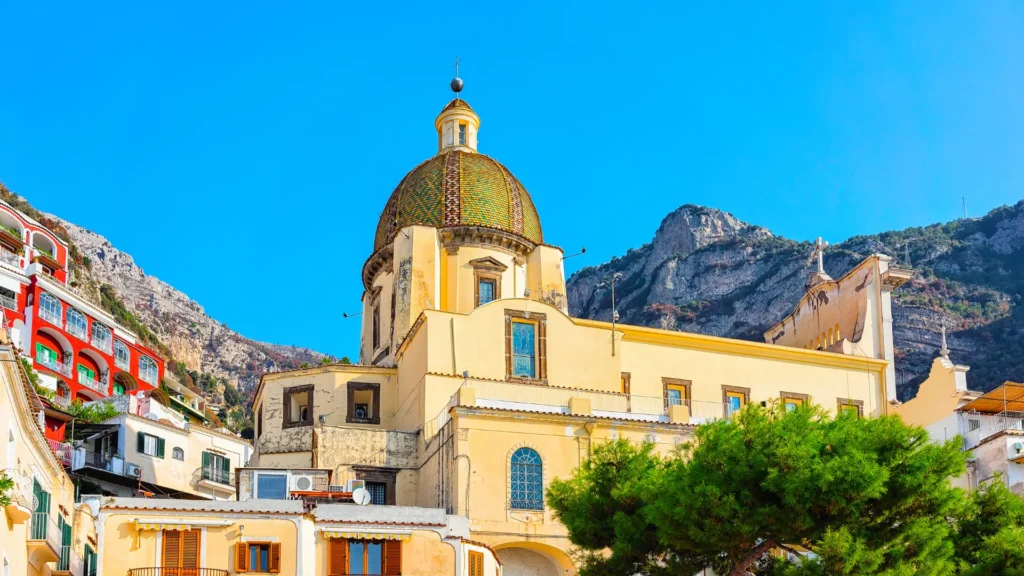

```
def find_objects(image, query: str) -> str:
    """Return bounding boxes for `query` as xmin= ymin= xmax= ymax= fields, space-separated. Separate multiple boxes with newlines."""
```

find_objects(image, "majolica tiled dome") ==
xmin=373 ymin=150 xmax=543 ymax=251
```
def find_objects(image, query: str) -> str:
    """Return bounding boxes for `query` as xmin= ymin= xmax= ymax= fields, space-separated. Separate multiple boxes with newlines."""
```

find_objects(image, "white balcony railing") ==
xmin=67 ymin=323 xmax=87 ymax=341
xmin=91 ymin=334 xmax=113 ymax=354
xmin=37 ymin=355 xmax=73 ymax=378
xmin=48 ymin=439 xmax=72 ymax=467
xmin=78 ymin=372 xmax=108 ymax=395
xmin=86 ymin=394 xmax=132 ymax=414
xmin=0 ymin=294 xmax=16 ymax=310
xmin=961 ymin=411 xmax=1024 ymax=450
xmin=51 ymin=393 xmax=72 ymax=409
xmin=0 ymin=248 xmax=19 ymax=268
xmin=39 ymin=308 xmax=62 ymax=327
xmin=2 ymin=467 xmax=34 ymax=510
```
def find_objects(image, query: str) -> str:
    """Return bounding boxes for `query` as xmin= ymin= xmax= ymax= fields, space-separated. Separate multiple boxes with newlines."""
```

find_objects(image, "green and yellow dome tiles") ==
xmin=373 ymin=150 xmax=544 ymax=251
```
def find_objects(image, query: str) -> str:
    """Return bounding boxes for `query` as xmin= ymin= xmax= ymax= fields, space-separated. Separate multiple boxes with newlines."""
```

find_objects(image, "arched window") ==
xmin=66 ymin=308 xmax=87 ymax=340
xmin=510 ymin=448 xmax=543 ymax=510
xmin=139 ymin=356 xmax=158 ymax=385
xmin=91 ymin=322 xmax=112 ymax=353
xmin=39 ymin=292 xmax=62 ymax=325
xmin=114 ymin=340 xmax=130 ymax=370
xmin=172 ymin=447 xmax=184 ymax=461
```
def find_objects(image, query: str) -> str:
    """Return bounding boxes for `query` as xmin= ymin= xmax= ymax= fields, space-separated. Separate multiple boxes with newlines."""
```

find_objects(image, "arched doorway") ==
xmin=112 ymin=371 xmax=138 ymax=396
xmin=494 ymin=543 xmax=574 ymax=576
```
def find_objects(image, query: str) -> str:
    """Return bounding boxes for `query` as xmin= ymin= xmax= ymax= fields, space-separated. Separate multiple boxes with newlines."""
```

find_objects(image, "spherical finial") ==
xmin=450 ymin=77 xmax=464 ymax=93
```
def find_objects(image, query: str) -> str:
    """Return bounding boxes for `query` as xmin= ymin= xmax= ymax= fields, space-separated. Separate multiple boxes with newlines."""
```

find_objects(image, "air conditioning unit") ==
xmin=345 ymin=479 xmax=365 ymax=492
xmin=126 ymin=464 xmax=142 ymax=478
xmin=290 ymin=474 xmax=314 ymax=492
xmin=328 ymin=485 xmax=346 ymax=493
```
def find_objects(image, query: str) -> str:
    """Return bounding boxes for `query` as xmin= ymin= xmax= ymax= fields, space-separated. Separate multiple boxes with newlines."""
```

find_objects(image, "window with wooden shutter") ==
xmin=383 ymin=540 xmax=401 ymax=576
xmin=236 ymin=543 xmax=249 ymax=572
xmin=269 ymin=543 xmax=281 ymax=573
xmin=328 ymin=539 xmax=348 ymax=576
xmin=468 ymin=550 xmax=484 ymax=576
xmin=162 ymin=530 xmax=200 ymax=569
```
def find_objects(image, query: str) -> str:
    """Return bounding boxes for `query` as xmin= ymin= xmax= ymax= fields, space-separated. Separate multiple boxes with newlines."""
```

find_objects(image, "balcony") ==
xmin=91 ymin=334 xmax=113 ymax=355
xmin=28 ymin=511 xmax=61 ymax=565
xmin=48 ymin=439 xmax=72 ymax=467
xmin=0 ymin=293 xmax=16 ymax=310
xmin=0 ymin=248 xmax=19 ymax=269
xmin=67 ymin=323 xmax=87 ymax=341
xmin=425 ymin=379 xmax=731 ymax=439
xmin=0 ymin=224 xmax=24 ymax=249
xmin=961 ymin=411 xmax=1024 ymax=450
xmin=37 ymin=354 xmax=72 ymax=378
xmin=78 ymin=371 xmax=109 ymax=395
xmin=2 ymin=468 xmax=33 ymax=524
xmin=51 ymin=392 xmax=72 ymax=409
xmin=128 ymin=565 xmax=230 ymax=569
xmin=38 ymin=308 xmax=63 ymax=327
xmin=73 ymin=449 xmax=125 ymax=475
xmin=55 ymin=543 xmax=81 ymax=575
xmin=193 ymin=467 xmax=235 ymax=492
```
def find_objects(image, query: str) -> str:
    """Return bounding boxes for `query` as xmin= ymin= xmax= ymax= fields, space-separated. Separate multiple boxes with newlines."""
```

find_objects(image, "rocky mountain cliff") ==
xmin=568 ymin=202 xmax=1024 ymax=399
xmin=54 ymin=218 xmax=325 ymax=393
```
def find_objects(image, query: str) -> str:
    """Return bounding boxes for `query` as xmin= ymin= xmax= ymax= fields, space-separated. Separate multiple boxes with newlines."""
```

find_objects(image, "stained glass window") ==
xmin=478 ymin=280 xmax=495 ymax=306
xmin=511 ymin=322 xmax=536 ymax=378
xmin=510 ymin=447 xmax=543 ymax=510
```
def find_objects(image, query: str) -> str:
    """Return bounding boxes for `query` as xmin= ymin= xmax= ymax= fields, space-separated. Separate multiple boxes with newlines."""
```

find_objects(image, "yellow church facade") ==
xmin=249 ymin=85 xmax=908 ymax=575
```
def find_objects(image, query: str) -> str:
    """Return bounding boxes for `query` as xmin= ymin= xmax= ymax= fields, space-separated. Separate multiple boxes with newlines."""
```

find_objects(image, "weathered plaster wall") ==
xmin=527 ymin=245 xmax=567 ymax=313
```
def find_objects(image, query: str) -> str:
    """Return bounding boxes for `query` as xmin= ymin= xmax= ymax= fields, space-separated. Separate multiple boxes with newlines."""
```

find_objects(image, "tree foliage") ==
xmin=547 ymin=402 xmax=1024 ymax=576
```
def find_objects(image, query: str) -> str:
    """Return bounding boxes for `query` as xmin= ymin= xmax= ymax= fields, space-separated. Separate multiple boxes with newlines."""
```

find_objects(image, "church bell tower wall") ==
xmin=526 ymin=244 xmax=568 ymax=313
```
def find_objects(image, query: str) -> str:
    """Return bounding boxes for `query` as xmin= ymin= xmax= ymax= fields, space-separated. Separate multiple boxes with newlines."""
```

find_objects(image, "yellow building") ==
xmin=249 ymin=82 xmax=922 ymax=575
xmin=1 ymin=326 xmax=99 ymax=576
xmin=95 ymin=496 xmax=500 ymax=576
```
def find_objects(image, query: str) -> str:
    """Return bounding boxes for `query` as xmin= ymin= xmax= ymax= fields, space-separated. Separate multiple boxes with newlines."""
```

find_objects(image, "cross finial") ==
xmin=454 ymin=56 xmax=461 ymax=77
xmin=813 ymin=237 xmax=829 ymax=273
xmin=450 ymin=57 xmax=464 ymax=96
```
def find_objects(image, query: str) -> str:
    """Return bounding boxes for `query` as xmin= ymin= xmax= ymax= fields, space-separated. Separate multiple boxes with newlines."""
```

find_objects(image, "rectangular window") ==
xmin=722 ymin=386 xmax=750 ymax=416
xmin=511 ymin=321 xmax=536 ymax=378
xmin=250 ymin=543 xmax=271 ymax=572
xmin=478 ymin=280 xmax=495 ymax=306
xmin=202 ymin=451 xmax=230 ymax=484
xmin=283 ymin=385 xmax=313 ymax=428
xmin=255 ymin=473 xmax=288 ymax=499
xmin=256 ymin=404 xmax=263 ymax=439
xmin=347 ymin=382 xmax=381 ymax=424
xmin=77 ymin=364 xmax=96 ymax=383
xmin=458 ymin=123 xmax=467 ymax=145
xmin=137 ymin=431 xmax=165 ymax=458
xmin=35 ymin=343 xmax=57 ymax=366
xmin=162 ymin=529 xmax=200 ymax=570
xmin=780 ymin=392 xmax=808 ymax=412
xmin=372 ymin=301 xmax=381 ymax=351
xmin=663 ymin=378 xmax=691 ymax=408
xmin=350 ymin=540 xmax=382 ymax=575
xmin=837 ymin=398 xmax=864 ymax=418
xmin=366 ymin=481 xmax=387 ymax=505
xmin=469 ymin=550 xmax=485 ymax=576
xmin=84 ymin=546 xmax=97 ymax=576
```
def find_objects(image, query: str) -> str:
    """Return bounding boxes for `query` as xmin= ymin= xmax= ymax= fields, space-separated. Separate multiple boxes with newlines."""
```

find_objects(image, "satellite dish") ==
xmin=352 ymin=488 xmax=372 ymax=506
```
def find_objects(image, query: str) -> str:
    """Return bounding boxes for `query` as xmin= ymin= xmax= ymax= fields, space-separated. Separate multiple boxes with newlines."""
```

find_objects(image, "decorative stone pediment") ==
xmin=468 ymin=256 xmax=508 ymax=272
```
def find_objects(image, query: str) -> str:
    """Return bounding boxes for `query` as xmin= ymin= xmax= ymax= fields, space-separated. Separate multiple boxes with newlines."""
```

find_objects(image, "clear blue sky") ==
xmin=2 ymin=2 xmax=1022 ymax=359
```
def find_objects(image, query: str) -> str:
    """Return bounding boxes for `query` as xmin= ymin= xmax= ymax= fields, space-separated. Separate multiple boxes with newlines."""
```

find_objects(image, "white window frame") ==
xmin=66 ymin=308 xmax=88 ymax=340
xmin=172 ymin=447 xmax=184 ymax=461
xmin=39 ymin=292 xmax=62 ymax=325
xmin=141 ymin=433 xmax=159 ymax=457
xmin=253 ymin=471 xmax=289 ymax=499
xmin=114 ymin=340 xmax=130 ymax=370
xmin=139 ymin=356 xmax=158 ymax=385
xmin=91 ymin=322 xmax=112 ymax=352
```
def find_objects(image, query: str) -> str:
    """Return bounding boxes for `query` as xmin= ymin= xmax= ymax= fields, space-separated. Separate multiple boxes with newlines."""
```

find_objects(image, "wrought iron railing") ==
xmin=91 ymin=333 xmax=113 ymax=354
xmin=78 ymin=372 xmax=108 ymax=395
xmin=2 ymin=467 xmax=33 ymax=509
xmin=48 ymin=439 xmax=72 ymax=467
xmin=193 ymin=467 xmax=234 ymax=487
xmin=51 ymin=393 xmax=72 ymax=409
xmin=29 ymin=511 xmax=61 ymax=553
xmin=127 ymin=568 xmax=230 ymax=576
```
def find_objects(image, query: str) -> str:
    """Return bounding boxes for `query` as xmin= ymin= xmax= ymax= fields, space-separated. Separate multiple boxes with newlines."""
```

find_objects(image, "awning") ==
xmin=135 ymin=522 xmax=192 ymax=531
xmin=959 ymin=382 xmax=1024 ymax=414
xmin=320 ymin=530 xmax=411 ymax=541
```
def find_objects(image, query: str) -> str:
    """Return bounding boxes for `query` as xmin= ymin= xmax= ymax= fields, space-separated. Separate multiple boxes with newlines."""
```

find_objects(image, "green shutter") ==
xmin=157 ymin=437 xmax=165 ymax=458
xmin=202 ymin=451 xmax=211 ymax=469
xmin=221 ymin=455 xmax=230 ymax=474
xmin=137 ymin=431 xmax=145 ymax=453
xmin=62 ymin=517 xmax=71 ymax=545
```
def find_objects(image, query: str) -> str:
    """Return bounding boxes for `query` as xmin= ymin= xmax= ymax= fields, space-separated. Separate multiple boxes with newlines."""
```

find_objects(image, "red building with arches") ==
xmin=0 ymin=200 xmax=164 ymax=405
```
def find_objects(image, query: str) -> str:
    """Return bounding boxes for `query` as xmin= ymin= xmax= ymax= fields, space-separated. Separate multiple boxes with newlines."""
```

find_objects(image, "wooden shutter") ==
xmin=157 ymin=437 xmax=166 ymax=458
xmin=469 ymin=550 xmax=483 ymax=576
xmin=137 ymin=431 xmax=145 ymax=453
xmin=235 ymin=543 xmax=248 ymax=572
xmin=328 ymin=539 xmax=348 ymax=576
xmin=383 ymin=540 xmax=402 ymax=576
xmin=162 ymin=530 xmax=182 ymax=567
xmin=269 ymin=543 xmax=281 ymax=573
xmin=182 ymin=529 xmax=200 ymax=568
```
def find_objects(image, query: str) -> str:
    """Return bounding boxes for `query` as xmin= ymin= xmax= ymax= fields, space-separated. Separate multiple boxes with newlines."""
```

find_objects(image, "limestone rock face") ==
xmin=568 ymin=201 xmax=1024 ymax=399
xmin=54 ymin=217 xmax=324 ymax=392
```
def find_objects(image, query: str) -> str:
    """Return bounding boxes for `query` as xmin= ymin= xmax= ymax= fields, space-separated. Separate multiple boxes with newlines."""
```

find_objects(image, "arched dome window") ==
xmin=91 ymin=322 xmax=112 ymax=353
xmin=114 ymin=340 xmax=130 ymax=370
xmin=139 ymin=355 xmax=158 ymax=385
xmin=510 ymin=448 xmax=543 ymax=510
xmin=66 ymin=308 xmax=87 ymax=340
xmin=172 ymin=447 xmax=184 ymax=461
xmin=39 ymin=292 xmax=62 ymax=325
